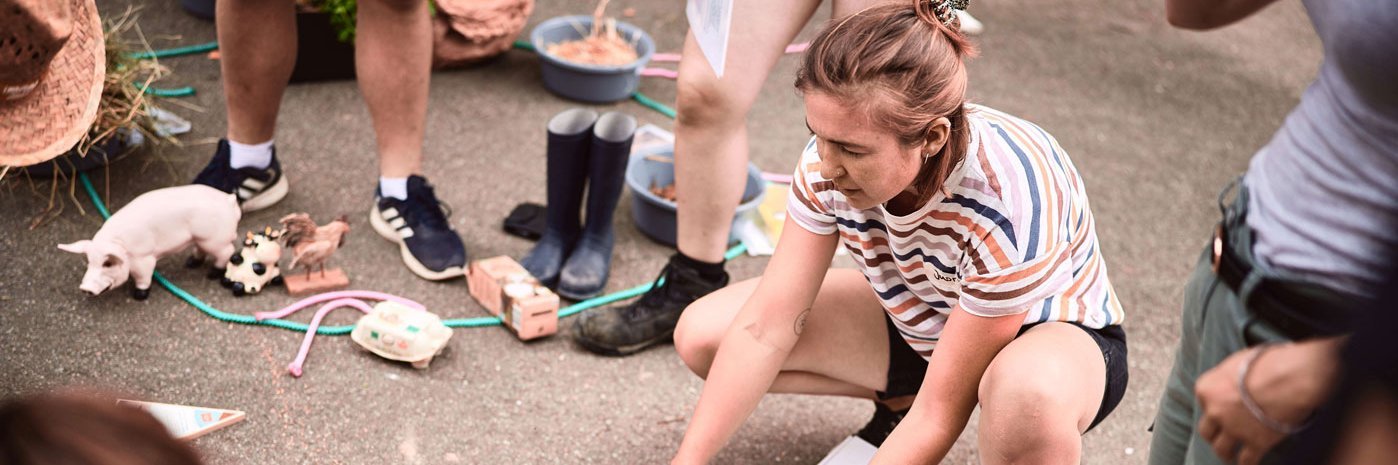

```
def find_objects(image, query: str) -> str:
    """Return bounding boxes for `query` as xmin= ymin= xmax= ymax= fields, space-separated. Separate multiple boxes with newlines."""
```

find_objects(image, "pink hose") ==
xmin=651 ymin=52 xmax=681 ymax=62
xmin=761 ymin=172 xmax=794 ymax=184
xmin=641 ymin=67 xmax=679 ymax=79
xmin=286 ymin=298 xmax=374 ymax=378
xmin=253 ymin=290 xmax=423 ymax=321
xmin=649 ymin=42 xmax=809 ymax=63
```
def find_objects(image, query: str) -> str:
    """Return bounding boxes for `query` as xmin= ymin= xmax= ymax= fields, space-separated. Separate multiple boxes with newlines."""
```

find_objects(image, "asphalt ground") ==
xmin=0 ymin=0 xmax=1320 ymax=463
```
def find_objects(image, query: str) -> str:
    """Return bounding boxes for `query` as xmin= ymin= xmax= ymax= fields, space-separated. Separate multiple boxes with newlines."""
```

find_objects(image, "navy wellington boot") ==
xmin=557 ymin=112 xmax=636 ymax=300
xmin=520 ymin=109 xmax=598 ymax=287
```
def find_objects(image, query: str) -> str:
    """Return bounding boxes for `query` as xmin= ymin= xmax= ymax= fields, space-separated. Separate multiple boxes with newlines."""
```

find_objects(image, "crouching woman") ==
xmin=670 ymin=2 xmax=1129 ymax=463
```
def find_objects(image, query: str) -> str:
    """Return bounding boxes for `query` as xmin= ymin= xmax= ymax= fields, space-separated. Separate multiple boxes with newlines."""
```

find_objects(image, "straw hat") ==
xmin=0 ymin=0 xmax=105 ymax=167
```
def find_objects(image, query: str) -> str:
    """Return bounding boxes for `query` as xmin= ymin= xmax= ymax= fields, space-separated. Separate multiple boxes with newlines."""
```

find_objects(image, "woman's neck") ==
xmin=883 ymin=187 xmax=923 ymax=217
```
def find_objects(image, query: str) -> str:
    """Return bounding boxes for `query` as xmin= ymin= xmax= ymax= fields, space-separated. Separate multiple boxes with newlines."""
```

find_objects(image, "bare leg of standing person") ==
xmin=359 ymin=0 xmax=468 ymax=281
xmin=191 ymin=0 xmax=295 ymax=212
xmin=574 ymin=0 xmax=884 ymax=356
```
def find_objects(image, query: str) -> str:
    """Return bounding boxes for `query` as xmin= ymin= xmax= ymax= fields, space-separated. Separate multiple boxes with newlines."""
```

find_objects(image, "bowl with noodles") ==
xmin=530 ymin=15 xmax=654 ymax=103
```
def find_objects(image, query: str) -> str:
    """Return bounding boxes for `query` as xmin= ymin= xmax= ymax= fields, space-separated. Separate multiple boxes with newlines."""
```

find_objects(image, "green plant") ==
xmin=322 ymin=0 xmax=357 ymax=42
xmin=298 ymin=0 xmax=436 ymax=43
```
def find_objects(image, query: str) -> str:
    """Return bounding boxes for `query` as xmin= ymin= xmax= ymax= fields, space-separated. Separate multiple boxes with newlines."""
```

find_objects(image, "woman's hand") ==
xmin=1196 ymin=337 xmax=1344 ymax=465
xmin=671 ymin=217 xmax=838 ymax=464
xmin=870 ymin=308 xmax=1023 ymax=464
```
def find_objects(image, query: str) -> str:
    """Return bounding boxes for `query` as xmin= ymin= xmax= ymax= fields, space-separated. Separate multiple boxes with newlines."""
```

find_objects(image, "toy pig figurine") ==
xmin=58 ymin=185 xmax=241 ymax=300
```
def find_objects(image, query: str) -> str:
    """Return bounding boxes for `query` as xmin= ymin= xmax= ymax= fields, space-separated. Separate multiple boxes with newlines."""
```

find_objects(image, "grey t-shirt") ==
xmin=1245 ymin=0 xmax=1398 ymax=296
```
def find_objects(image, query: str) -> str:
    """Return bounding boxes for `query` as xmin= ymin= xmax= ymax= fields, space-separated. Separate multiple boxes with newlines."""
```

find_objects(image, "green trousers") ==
xmin=1148 ymin=185 xmax=1295 ymax=465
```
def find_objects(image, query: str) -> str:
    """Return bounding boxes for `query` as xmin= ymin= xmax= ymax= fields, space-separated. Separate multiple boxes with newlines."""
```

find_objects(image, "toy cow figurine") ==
xmin=58 ymin=185 xmax=241 ymax=300
xmin=222 ymin=227 xmax=285 ymax=296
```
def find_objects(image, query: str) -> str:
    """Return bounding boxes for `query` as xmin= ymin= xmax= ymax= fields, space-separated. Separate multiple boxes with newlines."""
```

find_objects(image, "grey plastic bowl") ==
xmin=626 ymin=146 xmax=766 ymax=247
xmin=531 ymin=15 xmax=654 ymax=103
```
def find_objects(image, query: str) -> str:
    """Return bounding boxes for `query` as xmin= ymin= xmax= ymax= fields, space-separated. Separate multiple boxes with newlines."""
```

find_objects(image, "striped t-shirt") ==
xmin=788 ymin=104 xmax=1124 ymax=357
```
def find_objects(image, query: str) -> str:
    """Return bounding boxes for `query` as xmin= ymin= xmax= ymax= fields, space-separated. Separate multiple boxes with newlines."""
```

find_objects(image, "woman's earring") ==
xmin=922 ymin=153 xmax=932 ymax=164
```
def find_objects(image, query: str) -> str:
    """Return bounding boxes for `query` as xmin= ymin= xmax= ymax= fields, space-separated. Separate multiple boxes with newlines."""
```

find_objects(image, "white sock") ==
xmin=228 ymin=139 xmax=274 ymax=169
xmin=379 ymin=177 xmax=409 ymax=200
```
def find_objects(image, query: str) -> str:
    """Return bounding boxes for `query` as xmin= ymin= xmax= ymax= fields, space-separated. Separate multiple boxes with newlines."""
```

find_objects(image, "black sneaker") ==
xmin=191 ymin=139 xmax=289 ymax=212
xmin=368 ymin=175 xmax=467 ymax=280
xmin=855 ymin=402 xmax=910 ymax=447
xmin=573 ymin=255 xmax=729 ymax=356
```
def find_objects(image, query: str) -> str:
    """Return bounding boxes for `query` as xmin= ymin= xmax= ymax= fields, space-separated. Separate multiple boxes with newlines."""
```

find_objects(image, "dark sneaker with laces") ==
xmin=191 ymin=139 xmax=289 ymax=212
xmin=369 ymin=175 xmax=467 ymax=280
xmin=573 ymin=255 xmax=729 ymax=356
xmin=855 ymin=402 xmax=910 ymax=447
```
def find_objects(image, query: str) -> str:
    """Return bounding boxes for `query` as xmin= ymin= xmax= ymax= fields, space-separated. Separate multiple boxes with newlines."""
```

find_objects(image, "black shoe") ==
xmin=192 ymin=139 xmax=289 ymax=212
xmin=369 ymin=175 xmax=467 ymax=280
xmin=855 ymin=402 xmax=910 ymax=447
xmin=573 ymin=255 xmax=729 ymax=356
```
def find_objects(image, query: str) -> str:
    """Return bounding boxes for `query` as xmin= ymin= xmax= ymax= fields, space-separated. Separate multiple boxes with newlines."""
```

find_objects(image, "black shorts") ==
xmin=877 ymin=315 xmax=1129 ymax=432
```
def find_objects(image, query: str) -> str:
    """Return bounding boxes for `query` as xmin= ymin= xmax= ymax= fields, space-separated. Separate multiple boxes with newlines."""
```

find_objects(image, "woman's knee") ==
xmin=977 ymin=353 xmax=1085 ymax=461
xmin=675 ymin=78 xmax=748 ymax=130
xmin=673 ymin=293 xmax=733 ymax=379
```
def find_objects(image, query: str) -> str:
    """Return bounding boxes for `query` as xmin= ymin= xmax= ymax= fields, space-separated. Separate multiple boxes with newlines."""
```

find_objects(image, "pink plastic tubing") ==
xmin=641 ymin=68 xmax=679 ymax=79
xmin=286 ymin=298 xmax=374 ymax=378
xmin=761 ymin=172 xmax=794 ymax=184
xmin=650 ymin=52 xmax=681 ymax=62
xmin=649 ymin=42 xmax=809 ymax=63
xmin=252 ymin=290 xmax=424 ymax=321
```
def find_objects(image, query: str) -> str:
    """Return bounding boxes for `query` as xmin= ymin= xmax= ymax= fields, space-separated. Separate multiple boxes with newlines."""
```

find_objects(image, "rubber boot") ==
xmin=557 ymin=112 xmax=636 ymax=300
xmin=520 ymin=109 xmax=598 ymax=286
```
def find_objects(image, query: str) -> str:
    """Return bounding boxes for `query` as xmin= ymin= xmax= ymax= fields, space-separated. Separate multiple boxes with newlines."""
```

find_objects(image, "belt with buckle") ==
xmin=1211 ymin=222 xmax=1358 ymax=340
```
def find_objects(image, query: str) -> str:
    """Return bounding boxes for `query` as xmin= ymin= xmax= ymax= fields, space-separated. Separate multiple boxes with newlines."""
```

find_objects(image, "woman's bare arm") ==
xmin=869 ymin=308 xmax=1024 ymax=464
xmin=1166 ymin=0 xmax=1282 ymax=30
xmin=671 ymin=217 xmax=839 ymax=464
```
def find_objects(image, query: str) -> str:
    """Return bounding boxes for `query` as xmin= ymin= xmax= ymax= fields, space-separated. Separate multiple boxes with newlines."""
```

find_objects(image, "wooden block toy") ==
xmin=467 ymin=256 xmax=559 ymax=340
xmin=501 ymin=282 xmax=560 ymax=341
xmin=468 ymin=256 xmax=530 ymax=316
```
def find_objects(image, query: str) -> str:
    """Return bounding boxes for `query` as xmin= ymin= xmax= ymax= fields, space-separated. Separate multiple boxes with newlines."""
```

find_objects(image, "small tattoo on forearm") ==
xmin=794 ymin=308 xmax=811 ymax=336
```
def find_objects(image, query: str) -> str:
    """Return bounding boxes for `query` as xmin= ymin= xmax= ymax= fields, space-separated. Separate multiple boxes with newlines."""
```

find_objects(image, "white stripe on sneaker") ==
xmin=237 ymin=187 xmax=255 ymax=199
xmin=389 ymin=218 xmax=406 ymax=229
xmin=242 ymin=178 xmax=267 ymax=190
xmin=399 ymin=228 xmax=414 ymax=239
xmin=381 ymin=208 xmax=400 ymax=221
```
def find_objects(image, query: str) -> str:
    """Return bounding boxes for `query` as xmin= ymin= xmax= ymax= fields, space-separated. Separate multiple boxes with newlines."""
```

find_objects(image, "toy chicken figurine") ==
xmin=278 ymin=213 xmax=351 ymax=296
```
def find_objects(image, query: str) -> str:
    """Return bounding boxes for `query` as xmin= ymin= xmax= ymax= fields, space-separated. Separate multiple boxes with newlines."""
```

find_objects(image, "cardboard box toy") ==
xmin=501 ymin=282 xmax=560 ymax=341
xmin=467 ymin=256 xmax=559 ymax=341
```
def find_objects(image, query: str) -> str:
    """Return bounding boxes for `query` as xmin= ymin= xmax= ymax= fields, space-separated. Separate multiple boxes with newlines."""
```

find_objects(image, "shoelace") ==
xmin=196 ymin=162 xmax=242 ymax=192
xmin=400 ymin=185 xmax=453 ymax=230
xmin=625 ymin=263 xmax=677 ymax=320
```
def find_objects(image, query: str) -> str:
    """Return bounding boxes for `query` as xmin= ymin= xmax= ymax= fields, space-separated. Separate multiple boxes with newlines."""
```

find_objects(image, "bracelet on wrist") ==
xmin=1237 ymin=343 xmax=1311 ymax=435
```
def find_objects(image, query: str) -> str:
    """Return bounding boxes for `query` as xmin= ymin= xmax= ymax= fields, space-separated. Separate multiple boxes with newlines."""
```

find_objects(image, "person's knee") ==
xmin=675 ymin=78 xmax=744 ymax=130
xmin=673 ymin=300 xmax=724 ymax=379
xmin=977 ymin=357 xmax=1083 ymax=463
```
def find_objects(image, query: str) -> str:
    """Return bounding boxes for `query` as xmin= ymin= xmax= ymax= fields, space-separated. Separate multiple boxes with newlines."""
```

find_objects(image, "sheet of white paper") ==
xmin=817 ymin=436 xmax=878 ymax=465
xmin=631 ymin=124 xmax=675 ymax=155
xmin=685 ymin=0 xmax=733 ymax=78
xmin=734 ymin=212 xmax=774 ymax=256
